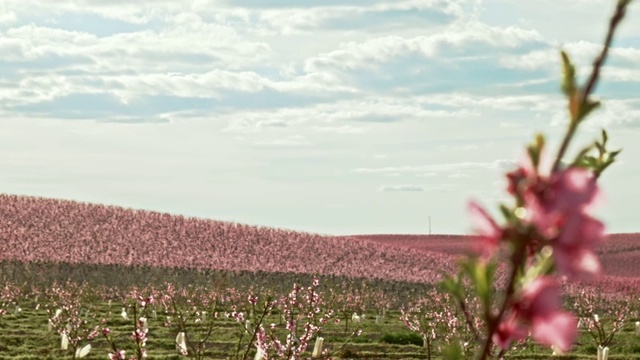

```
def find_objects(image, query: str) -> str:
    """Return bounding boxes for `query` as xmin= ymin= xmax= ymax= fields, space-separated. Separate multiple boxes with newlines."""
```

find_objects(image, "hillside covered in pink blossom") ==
xmin=355 ymin=233 xmax=640 ymax=278
xmin=0 ymin=194 xmax=456 ymax=283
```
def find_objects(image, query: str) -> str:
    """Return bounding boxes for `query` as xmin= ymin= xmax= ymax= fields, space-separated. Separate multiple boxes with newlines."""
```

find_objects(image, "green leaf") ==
xmin=584 ymin=156 xmax=598 ymax=166
xmin=577 ymin=99 xmax=601 ymax=122
xmin=522 ymin=247 xmax=555 ymax=284
xmin=473 ymin=263 xmax=489 ymax=304
xmin=438 ymin=275 xmax=464 ymax=301
xmin=526 ymin=133 xmax=545 ymax=169
xmin=571 ymin=144 xmax=596 ymax=168
xmin=560 ymin=50 xmax=577 ymax=97
xmin=619 ymin=0 xmax=633 ymax=7
xmin=461 ymin=259 xmax=494 ymax=307
xmin=499 ymin=204 xmax=514 ymax=222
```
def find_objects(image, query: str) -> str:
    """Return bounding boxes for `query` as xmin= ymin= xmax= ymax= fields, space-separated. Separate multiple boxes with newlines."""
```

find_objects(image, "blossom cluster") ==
xmin=449 ymin=1 xmax=632 ymax=358
xmin=470 ymin=150 xmax=605 ymax=352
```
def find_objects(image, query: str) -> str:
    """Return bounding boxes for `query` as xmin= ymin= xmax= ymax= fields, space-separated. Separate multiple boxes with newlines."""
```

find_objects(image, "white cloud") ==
xmin=0 ymin=9 xmax=17 ymax=25
xmin=252 ymin=0 xmax=466 ymax=35
xmin=253 ymin=135 xmax=309 ymax=147
xmin=220 ymin=95 xmax=476 ymax=133
xmin=378 ymin=184 xmax=424 ymax=192
xmin=0 ymin=21 xmax=271 ymax=70
xmin=107 ymin=70 xmax=269 ymax=102
xmin=499 ymin=48 xmax=556 ymax=70
xmin=420 ymin=93 xmax=559 ymax=112
xmin=304 ymin=21 xmax=544 ymax=74
xmin=354 ymin=160 xmax=515 ymax=175
xmin=7 ymin=1 xmax=182 ymax=24
xmin=493 ymin=159 xmax=518 ymax=171
xmin=601 ymin=67 xmax=640 ymax=83
xmin=550 ymin=99 xmax=640 ymax=129
xmin=312 ymin=125 xmax=368 ymax=134
xmin=500 ymin=41 xmax=640 ymax=73
xmin=1 ymin=0 xmax=639 ymax=236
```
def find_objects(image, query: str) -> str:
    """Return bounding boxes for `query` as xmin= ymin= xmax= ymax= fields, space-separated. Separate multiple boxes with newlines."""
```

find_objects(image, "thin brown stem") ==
xmin=552 ymin=1 xmax=629 ymax=172
xmin=581 ymin=1 xmax=628 ymax=105
xmin=458 ymin=298 xmax=480 ymax=342
xmin=477 ymin=247 xmax=524 ymax=360
xmin=241 ymin=303 xmax=271 ymax=360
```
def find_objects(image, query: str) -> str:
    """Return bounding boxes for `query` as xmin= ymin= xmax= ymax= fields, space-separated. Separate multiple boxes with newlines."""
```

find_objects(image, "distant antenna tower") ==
xmin=428 ymin=216 xmax=432 ymax=235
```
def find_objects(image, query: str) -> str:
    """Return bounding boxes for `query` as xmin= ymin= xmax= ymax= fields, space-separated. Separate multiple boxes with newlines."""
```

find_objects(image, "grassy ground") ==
xmin=1 ymin=298 xmax=639 ymax=360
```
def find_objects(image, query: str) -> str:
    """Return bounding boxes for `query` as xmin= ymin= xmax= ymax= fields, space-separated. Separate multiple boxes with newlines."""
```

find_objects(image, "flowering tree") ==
xmin=225 ymin=286 xmax=277 ymax=360
xmin=254 ymin=277 xmax=356 ymax=360
xmin=368 ymin=288 xmax=394 ymax=322
xmin=101 ymin=289 xmax=154 ymax=360
xmin=328 ymin=282 xmax=366 ymax=332
xmin=401 ymin=289 xmax=476 ymax=359
xmin=45 ymin=282 xmax=100 ymax=359
xmin=568 ymin=285 xmax=634 ymax=355
xmin=440 ymin=1 xmax=633 ymax=359
xmin=159 ymin=283 xmax=222 ymax=359
xmin=0 ymin=282 xmax=22 ymax=319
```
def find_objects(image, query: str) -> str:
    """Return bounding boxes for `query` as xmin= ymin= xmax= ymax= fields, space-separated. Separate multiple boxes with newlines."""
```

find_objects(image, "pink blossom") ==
xmin=514 ymin=277 xmax=577 ymax=353
xmin=531 ymin=311 xmax=576 ymax=352
xmin=553 ymin=213 xmax=604 ymax=278
xmin=108 ymin=350 xmax=126 ymax=360
xmin=524 ymin=168 xmax=599 ymax=233
xmin=506 ymin=166 xmax=530 ymax=196
xmin=505 ymin=157 xmax=605 ymax=279
xmin=522 ymin=168 xmax=604 ymax=278
xmin=468 ymin=201 xmax=503 ymax=258
xmin=493 ymin=316 xmax=526 ymax=350
xmin=0 ymin=193 xmax=455 ymax=284
xmin=131 ymin=327 xmax=148 ymax=347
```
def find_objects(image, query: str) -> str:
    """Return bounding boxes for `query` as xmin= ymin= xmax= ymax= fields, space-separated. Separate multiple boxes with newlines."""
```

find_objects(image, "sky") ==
xmin=1 ymin=0 xmax=639 ymax=236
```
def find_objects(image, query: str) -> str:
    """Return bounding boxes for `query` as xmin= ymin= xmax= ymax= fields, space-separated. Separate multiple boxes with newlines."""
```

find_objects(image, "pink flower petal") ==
xmin=521 ymin=277 xmax=561 ymax=317
xmin=542 ymin=168 xmax=600 ymax=214
xmin=468 ymin=201 xmax=501 ymax=257
xmin=493 ymin=316 xmax=527 ymax=350
xmin=532 ymin=311 xmax=577 ymax=353
xmin=554 ymin=248 xmax=601 ymax=279
xmin=558 ymin=213 xmax=604 ymax=248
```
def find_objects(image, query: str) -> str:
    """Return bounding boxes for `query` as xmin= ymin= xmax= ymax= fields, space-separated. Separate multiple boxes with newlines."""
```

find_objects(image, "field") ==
xmin=0 ymin=284 xmax=639 ymax=360
xmin=0 ymin=194 xmax=454 ymax=284
xmin=1 ymin=194 xmax=640 ymax=359
xmin=354 ymin=234 xmax=640 ymax=278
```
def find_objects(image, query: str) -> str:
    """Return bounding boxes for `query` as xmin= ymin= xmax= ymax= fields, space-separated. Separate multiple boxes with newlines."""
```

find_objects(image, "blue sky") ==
xmin=1 ymin=0 xmax=639 ymax=235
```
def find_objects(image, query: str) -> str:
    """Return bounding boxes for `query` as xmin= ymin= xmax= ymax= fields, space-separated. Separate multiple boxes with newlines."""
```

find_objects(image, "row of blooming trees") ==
xmin=0 ymin=193 xmax=456 ymax=284
xmin=400 ymin=282 xmax=640 ymax=358
xmin=2 ymin=278 xmax=370 ymax=359
xmin=1 ymin=277 xmax=638 ymax=359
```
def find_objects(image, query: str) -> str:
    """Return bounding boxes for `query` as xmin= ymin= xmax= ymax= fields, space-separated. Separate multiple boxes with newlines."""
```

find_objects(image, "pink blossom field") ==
xmin=353 ymin=233 xmax=640 ymax=295
xmin=0 ymin=194 xmax=455 ymax=284
xmin=353 ymin=233 xmax=640 ymax=278
xmin=1 ymin=194 xmax=639 ymax=359
xmin=1 ymin=193 xmax=639 ymax=293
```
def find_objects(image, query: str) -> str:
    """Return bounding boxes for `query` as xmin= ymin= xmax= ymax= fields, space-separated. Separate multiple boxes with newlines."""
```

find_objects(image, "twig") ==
xmin=552 ymin=0 xmax=630 ymax=172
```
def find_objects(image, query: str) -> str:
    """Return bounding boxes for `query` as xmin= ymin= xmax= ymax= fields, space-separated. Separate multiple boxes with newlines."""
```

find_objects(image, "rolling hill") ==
xmin=0 ymin=194 xmax=456 ymax=284
xmin=354 ymin=233 xmax=640 ymax=279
